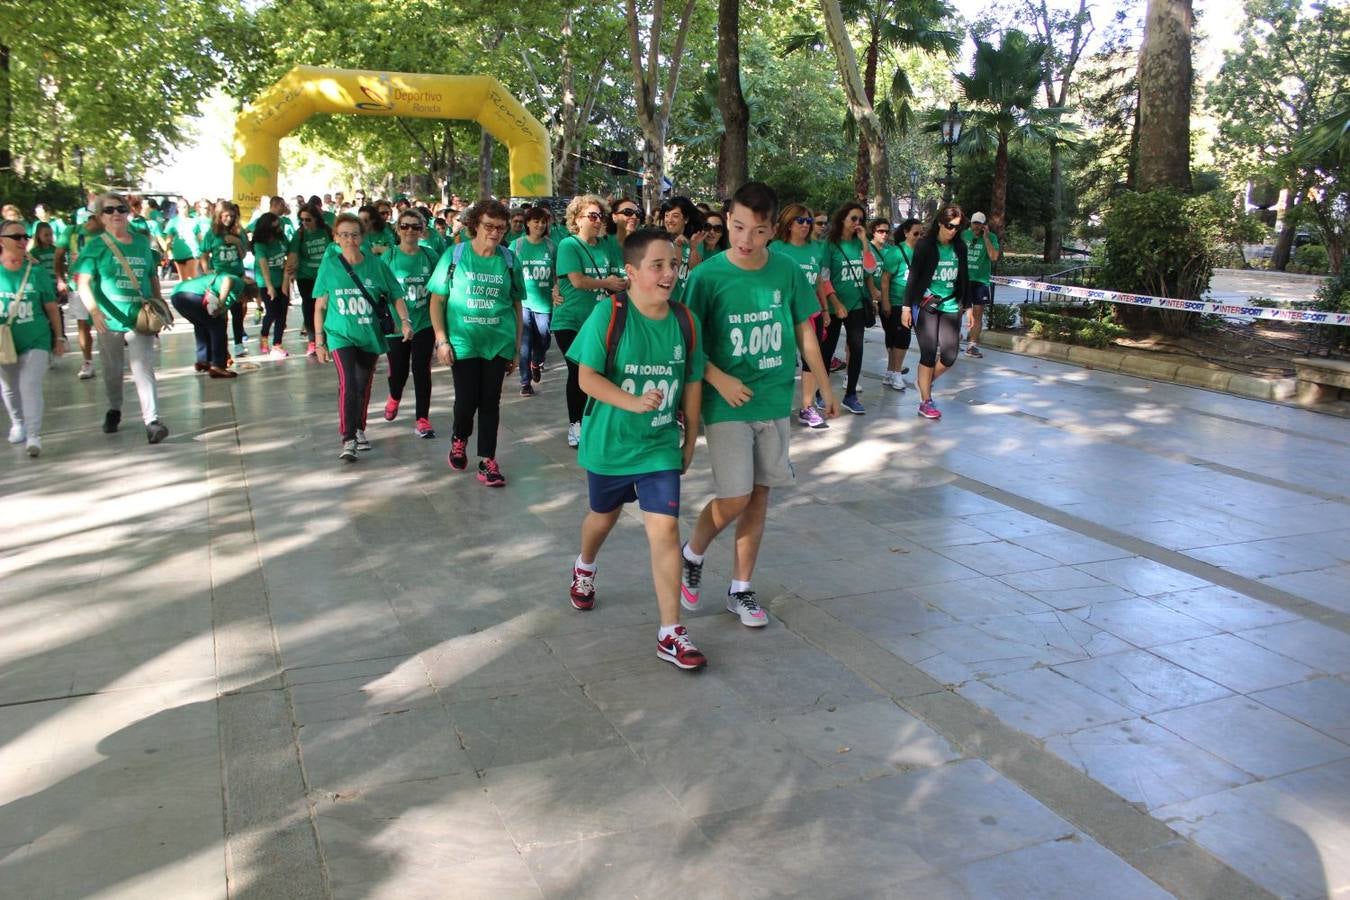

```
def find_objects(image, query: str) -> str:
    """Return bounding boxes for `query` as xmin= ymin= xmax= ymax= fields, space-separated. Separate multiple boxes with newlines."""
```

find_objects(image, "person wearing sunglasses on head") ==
xmin=286 ymin=200 xmax=333 ymax=357
xmin=817 ymin=202 xmax=878 ymax=415
xmin=1 ymin=220 xmax=64 ymax=457
xmin=379 ymin=210 xmax=439 ymax=438
xmin=553 ymin=195 xmax=627 ymax=448
xmin=771 ymin=204 xmax=830 ymax=430
xmin=313 ymin=213 xmax=412 ymax=461
xmin=72 ymin=192 xmax=169 ymax=443
xmin=902 ymin=205 xmax=971 ymax=420
xmin=510 ymin=206 xmax=558 ymax=396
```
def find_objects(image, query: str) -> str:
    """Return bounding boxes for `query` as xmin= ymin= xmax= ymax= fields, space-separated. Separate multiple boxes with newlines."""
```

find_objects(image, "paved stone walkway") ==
xmin=2 ymin=322 xmax=1347 ymax=898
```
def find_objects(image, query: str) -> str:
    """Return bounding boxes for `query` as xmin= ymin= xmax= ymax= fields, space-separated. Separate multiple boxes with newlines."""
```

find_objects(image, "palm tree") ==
xmin=942 ymin=29 xmax=1076 ymax=230
xmin=788 ymin=0 xmax=959 ymax=208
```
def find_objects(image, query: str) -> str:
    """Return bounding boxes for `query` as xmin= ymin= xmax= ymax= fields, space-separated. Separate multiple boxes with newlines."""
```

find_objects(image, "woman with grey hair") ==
xmin=72 ymin=191 xmax=170 ymax=443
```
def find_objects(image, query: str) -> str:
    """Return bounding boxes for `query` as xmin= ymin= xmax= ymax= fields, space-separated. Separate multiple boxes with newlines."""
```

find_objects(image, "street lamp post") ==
xmin=908 ymin=168 xmax=919 ymax=219
xmin=938 ymin=102 xmax=963 ymax=206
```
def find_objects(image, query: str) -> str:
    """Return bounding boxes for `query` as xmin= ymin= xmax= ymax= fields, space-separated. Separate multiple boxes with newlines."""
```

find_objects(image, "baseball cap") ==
xmin=971 ymin=212 xmax=987 ymax=224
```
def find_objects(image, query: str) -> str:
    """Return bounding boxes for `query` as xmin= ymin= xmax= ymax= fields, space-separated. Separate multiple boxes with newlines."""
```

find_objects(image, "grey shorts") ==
xmin=705 ymin=417 xmax=794 ymax=499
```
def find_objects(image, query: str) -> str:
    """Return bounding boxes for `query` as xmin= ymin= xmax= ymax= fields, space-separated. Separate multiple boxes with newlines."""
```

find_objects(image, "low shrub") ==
xmin=1292 ymin=244 xmax=1330 ymax=274
xmin=1313 ymin=269 xmax=1350 ymax=352
xmin=985 ymin=303 xmax=1017 ymax=331
xmin=1022 ymin=305 xmax=1126 ymax=348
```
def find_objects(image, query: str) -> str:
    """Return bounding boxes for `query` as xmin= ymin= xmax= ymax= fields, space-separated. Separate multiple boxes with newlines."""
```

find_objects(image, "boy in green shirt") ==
xmin=962 ymin=211 xmax=1001 ymax=358
xmin=680 ymin=182 xmax=838 ymax=628
xmin=566 ymin=228 xmax=708 ymax=670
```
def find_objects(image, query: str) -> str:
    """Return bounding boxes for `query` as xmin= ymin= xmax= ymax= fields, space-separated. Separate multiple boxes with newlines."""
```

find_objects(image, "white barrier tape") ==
xmin=990 ymin=276 xmax=1350 ymax=328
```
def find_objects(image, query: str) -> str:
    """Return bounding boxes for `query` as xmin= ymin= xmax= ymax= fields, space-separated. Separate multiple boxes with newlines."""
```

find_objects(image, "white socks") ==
xmin=575 ymin=555 xmax=596 ymax=573
xmin=730 ymin=579 xmax=751 ymax=595
xmin=682 ymin=543 xmax=705 ymax=564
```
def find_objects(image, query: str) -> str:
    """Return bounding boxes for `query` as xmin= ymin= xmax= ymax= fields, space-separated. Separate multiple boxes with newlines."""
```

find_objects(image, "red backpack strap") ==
xmin=671 ymin=301 xmax=695 ymax=380
xmin=603 ymin=292 xmax=629 ymax=376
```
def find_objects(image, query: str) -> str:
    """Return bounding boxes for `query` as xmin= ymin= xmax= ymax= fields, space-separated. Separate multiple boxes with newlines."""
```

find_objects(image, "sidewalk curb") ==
xmin=980 ymin=331 xmax=1299 ymax=403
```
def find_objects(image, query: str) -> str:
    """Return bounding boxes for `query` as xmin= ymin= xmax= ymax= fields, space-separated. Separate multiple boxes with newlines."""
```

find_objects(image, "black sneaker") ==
xmin=520 ymin=382 xmax=534 ymax=397
xmin=102 ymin=409 xmax=121 ymax=434
xmin=146 ymin=420 xmax=169 ymax=444
xmin=530 ymin=363 xmax=543 ymax=383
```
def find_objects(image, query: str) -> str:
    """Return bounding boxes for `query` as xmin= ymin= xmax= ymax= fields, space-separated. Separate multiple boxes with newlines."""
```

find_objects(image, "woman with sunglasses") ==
xmin=358 ymin=204 xmax=394 ymax=258
xmin=286 ymin=201 xmax=333 ymax=357
xmin=878 ymin=218 xmax=924 ymax=391
xmin=772 ymin=203 xmax=830 ymax=430
xmin=428 ymin=199 xmax=525 ymax=486
xmin=817 ymin=202 xmax=877 ymax=415
xmin=313 ymin=213 xmax=412 ymax=461
xmin=608 ymin=197 xmax=642 ymax=245
xmin=553 ymin=194 xmax=627 ymax=448
xmin=381 ymin=210 xmax=439 ymax=437
xmin=1 ymin=220 xmax=63 ymax=456
xmin=510 ymin=206 xmax=557 ymax=397
xmin=199 ymin=202 xmax=251 ymax=358
xmin=811 ymin=213 xmax=828 ymax=245
xmin=701 ymin=210 xmax=730 ymax=260
xmin=251 ymin=212 xmax=291 ymax=357
xmin=902 ymin=205 xmax=971 ymax=420
xmin=72 ymin=192 xmax=169 ymax=443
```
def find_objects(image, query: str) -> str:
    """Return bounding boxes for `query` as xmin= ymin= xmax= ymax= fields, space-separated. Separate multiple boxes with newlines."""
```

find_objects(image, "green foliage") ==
xmin=1023 ymin=304 xmax=1126 ymax=348
xmin=1099 ymin=190 xmax=1219 ymax=333
xmin=954 ymin=147 xmax=1052 ymax=232
xmin=951 ymin=30 xmax=1063 ymax=156
xmin=985 ymin=303 xmax=1017 ymax=331
xmin=1293 ymin=244 xmax=1331 ymax=275
xmin=0 ymin=173 xmax=83 ymax=218
xmin=1313 ymin=269 xmax=1350 ymax=351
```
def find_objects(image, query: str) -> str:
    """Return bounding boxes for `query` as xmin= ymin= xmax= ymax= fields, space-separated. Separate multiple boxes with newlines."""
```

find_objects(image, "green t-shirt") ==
xmin=128 ymin=216 xmax=160 ymax=241
xmin=426 ymin=244 xmax=524 ymax=361
xmin=289 ymin=227 xmax=332 ymax=279
xmin=553 ymin=235 xmax=621 ymax=333
xmin=568 ymin=299 xmax=706 ymax=476
xmin=322 ymin=210 xmax=336 ymax=228
xmin=167 ymin=215 xmax=200 ymax=260
xmin=71 ymin=232 xmax=161 ymax=333
xmin=313 ymin=251 xmax=406 ymax=354
xmin=821 ymin=238 xmax=870 ymax=312
xmin=28 ymin=218 xmax=69 ymax=248
xmin=175 ymin=271 xmax=243 ymax=308
xmin=771 ymin=240 xmax=825 ymax=288
xmin=884 ymin=243 xmax=916 ymax=299
xmin=28 ymin=245 xmax=57 ymax=281
xmin=419 ymin=229 xmax=446 ymax=257
xmin=252 ymin=239 xmax=289 ymax=292
xmin=685 ymin=251 xmax=818 ymax=425
xmin=361 ymin=228 xmax=395 ymax=257
xmin=931 ymin=243 xmax=960 ymax=313
xmin=200 ymin=230 xmax=248 ymax=277
xmin=963 ymin=228 xmax=999 ymax=285
xmin=510 ymin=235 xmax=556 ymax=315
xmin=382 ymin=244 xmax=438 ymax=335
xmin=0 ymin=261 xmax=57 ymax=353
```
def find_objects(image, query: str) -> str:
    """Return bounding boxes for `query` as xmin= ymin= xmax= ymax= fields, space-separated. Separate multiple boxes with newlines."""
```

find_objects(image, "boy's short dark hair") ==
xmin=622 ymin=227 xmax=676 ymax=267
xmin=727 ymin=181 xmax=777 ymax=221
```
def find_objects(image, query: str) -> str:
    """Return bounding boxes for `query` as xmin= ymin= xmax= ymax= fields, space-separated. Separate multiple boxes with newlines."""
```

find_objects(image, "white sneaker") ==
xmin=233 ymin=343 xmax=247 ymax=357
xmin=727 ymin=591 xmax=769 ymax=627
xmin=25 ymin=436 xmax=41 ymax=457
xmin=7 ymin=424 xmax=24 ymax=444
xmin=78 ymin=360 xmax=95 ymax=379
xmin=567 ymin=422 xmax=580 ymax=448
xmin=354 ymin=430 xmax=372 ymax=451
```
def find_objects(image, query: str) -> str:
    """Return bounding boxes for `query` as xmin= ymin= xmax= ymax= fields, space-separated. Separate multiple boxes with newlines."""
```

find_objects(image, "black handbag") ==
xmin=337 ymin=254 xmax=396 ymax=335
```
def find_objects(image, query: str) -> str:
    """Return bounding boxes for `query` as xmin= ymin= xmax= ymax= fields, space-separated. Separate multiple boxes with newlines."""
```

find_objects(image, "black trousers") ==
xmin=296 ymin=278 xmax=317 ymax=339
xmin=259 ymin=286 xmax=289 ymax=344
xmin=819 ymin=307 xmax=867 ymax=395
xmin=552 ymin=329 xmax=587 ymax=424
xmin=917 ymin=306 xmax=961 ymax=368
xmin=451 ymin=356 xmax=507 ymax=458
xmin=332 ymin=346 xmax=377 ymax=440
xmin=387 ymin=326 xmax=435 ymax=419
xmin=171 ymin=292 xmax=228 ymax=367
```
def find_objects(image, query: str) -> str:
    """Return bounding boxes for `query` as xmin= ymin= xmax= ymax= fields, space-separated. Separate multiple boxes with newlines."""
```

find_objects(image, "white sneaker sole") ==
xmin=657 ymin=647 xmax=707 ymax=670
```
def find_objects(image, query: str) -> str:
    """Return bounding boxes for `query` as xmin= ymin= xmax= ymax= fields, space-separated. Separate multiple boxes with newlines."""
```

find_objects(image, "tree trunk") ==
xmin=625 ymin=0 xmax=697 ymax=216
xmin=0 ymin=44 xmax=11 ymax=173
xmin=1271 ymin=187 xmax=1299 ymax=271
xmin=555 ymin=10 xmax=577 ymax=194
xmin=1135 ymin=0 xmax=1193 ymax=192
xmin=854 ymin=35 xmax=880 ymax=205
xmin=821 ymin=0 xmax=892 ymax=219
xmin=715 ymin=0 xmax=750 ymax=200
xmin=1044 ymin=138 xmax=1064 ymax=262
xmin=990 ymin=135 xmax=1010 ymax=230
xmin=478 ymin=129 xmax=494 ymax=199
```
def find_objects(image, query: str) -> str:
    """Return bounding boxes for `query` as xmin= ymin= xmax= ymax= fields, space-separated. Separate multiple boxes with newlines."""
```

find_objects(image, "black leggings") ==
xmin=387 ymin=326 xmax=435 ymax=419
xmin=332 ymin=346 xmax=377 ymax=440
xmin=259 ymin=287 xmax=289 ymax=344
xmin=917 ymin=306 xmax=961 ymax=368
xmin=230 ymin=297 xmax=246 ymax=344
xmin=553 ymin=329 xmax=586 ymax=424
xmin=296 ymin=278 xmax=317 ymax=340
xmin=451 ymin=356 xmax=507 ymax=459
xmin=819 ymin=307 xmax=866 ymax=395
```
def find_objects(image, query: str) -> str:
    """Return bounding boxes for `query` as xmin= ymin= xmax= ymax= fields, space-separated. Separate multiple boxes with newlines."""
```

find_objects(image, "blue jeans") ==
xmin=519 ymin=307 xmax=552 ymax=384
xmin=171 ymin=292 xmax=228 ymax=367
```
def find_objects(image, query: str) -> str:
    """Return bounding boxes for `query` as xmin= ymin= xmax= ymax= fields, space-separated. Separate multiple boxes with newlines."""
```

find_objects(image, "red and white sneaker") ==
xmin=306 ymin=341 xmax=317 ymax=357
xmin=570 ymin=566 xmax=596 ymax=610
xmin=414 ymin=417 xmax=435 ymax=438
xmin=657 ymin=626 xmax=708 ymax=670
xmin=384 ymin=396 xmax=400 ymax=421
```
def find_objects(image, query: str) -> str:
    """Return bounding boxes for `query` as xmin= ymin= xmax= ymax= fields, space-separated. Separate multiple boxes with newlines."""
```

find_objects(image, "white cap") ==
xmin=971 ymin=212 xmax=987 ymax=224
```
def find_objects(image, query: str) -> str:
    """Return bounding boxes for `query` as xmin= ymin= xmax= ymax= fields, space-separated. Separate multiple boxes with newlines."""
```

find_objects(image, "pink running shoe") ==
xmin=917 ymin=400 xmax=941 ymax=420
xmin=384 ymin=396 xmax=400 ymax=421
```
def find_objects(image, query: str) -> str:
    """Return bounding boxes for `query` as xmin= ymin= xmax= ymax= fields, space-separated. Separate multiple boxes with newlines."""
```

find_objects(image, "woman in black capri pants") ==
xmin=902 ymin=204 xmax=970 ymax=421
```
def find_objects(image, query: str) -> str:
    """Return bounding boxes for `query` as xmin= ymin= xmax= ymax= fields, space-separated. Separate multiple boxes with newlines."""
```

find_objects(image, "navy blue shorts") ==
xmin=968 ymin=282 xmax=992 ymax=306
xmin=587 ymin=470 xmax=681 ymax=517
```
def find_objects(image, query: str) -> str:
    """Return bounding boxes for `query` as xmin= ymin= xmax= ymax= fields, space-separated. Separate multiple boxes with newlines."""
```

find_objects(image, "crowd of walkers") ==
xmin=1 ymin=183 xmax=1000 ymax=669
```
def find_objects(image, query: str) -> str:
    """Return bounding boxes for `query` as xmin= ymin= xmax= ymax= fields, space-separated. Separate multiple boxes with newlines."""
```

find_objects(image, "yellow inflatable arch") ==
xmin=233 ymin=66 xmax=552 ymax=218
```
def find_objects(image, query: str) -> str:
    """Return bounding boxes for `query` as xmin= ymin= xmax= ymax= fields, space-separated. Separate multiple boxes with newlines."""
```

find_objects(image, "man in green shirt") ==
xmin=680 ymin=182 xmax=838 ymax=629
xmin=962 ymin=211 xmax=1001 ymax=358
xmin=565 ymin=228 xmax=708 ymax=670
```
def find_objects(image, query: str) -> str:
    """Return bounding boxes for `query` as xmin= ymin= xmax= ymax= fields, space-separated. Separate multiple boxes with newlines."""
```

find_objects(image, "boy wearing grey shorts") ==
xmin=680 ymin=183 xmax=837 ymax=626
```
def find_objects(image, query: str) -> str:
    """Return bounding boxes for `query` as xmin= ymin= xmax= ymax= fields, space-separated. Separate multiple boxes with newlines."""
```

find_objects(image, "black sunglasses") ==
xmin=615 ymin=208 xmax=640 ymax=217
xmin=102 ymin=205 xmax=130 ymax=215
xmin=794 ymin=216 xmax=813 ymax=225
xmin=941 ymin=220 xmax=961 ymax=229
xmin=397 ymin=222 xmax=424 ymax=231
xmin=708 ymin=224 xmax=725 ymax=232
xmin=0 ymin=233 xmax=27 ymax=242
